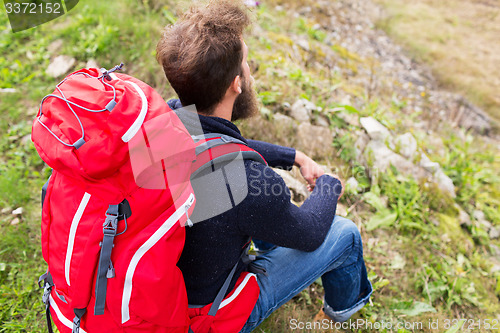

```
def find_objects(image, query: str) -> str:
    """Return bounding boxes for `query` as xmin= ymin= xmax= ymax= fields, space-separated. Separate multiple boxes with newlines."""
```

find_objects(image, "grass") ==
xmin=372 ymin=0 xmax=500 ymax=125
xmin=0 ymin=0 xmax=499 ymax=332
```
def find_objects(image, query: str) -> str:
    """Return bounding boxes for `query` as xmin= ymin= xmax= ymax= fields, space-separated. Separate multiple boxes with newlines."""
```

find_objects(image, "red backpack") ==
xmin=32 ymin=65 xmax=265 ymax=333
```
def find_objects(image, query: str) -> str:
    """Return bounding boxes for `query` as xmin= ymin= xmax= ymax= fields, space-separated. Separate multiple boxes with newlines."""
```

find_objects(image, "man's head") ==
xmin=156 ymin=0 xmax=258 ymax=120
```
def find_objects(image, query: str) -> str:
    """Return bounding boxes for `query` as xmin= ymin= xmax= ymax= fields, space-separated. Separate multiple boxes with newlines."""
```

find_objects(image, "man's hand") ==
xmin=294 ymin=151 xmax=325 ymax=191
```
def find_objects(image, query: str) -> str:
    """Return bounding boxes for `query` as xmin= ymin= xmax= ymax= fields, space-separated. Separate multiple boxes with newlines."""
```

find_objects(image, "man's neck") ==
xmin=201 ymin=93 xmax=236 ymax=121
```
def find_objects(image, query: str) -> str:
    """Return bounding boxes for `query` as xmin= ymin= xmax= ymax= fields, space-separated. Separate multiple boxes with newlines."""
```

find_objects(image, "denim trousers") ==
xmin=240 ymin=216 xmax=372 ymax=333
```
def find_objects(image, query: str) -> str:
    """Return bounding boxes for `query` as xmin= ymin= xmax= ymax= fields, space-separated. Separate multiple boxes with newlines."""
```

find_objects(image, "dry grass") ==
xmin=373 ymin=0 xmax=500 ymax=123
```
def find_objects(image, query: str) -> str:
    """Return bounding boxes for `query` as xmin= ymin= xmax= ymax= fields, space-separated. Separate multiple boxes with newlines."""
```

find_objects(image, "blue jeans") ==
xmin=240 ymin=216 xmax=372 ymax=332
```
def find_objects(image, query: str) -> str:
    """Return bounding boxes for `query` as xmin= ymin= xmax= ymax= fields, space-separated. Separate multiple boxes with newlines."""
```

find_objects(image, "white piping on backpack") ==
xmin=108 ymin=73 xmax=149 ymax=143
xmin=49 ymin=295 xmax=88 ymax=333
xmin=219 ymin=273 xmax=256 ymax=309
xmin=121 ymin=193 xmax=195 ymax=323
xmin=65 ymin=192 xmax=91 ymax=286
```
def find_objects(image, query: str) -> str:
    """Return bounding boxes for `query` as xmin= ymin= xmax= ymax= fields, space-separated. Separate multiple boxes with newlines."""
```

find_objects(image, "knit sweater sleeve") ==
xmin=237 ymin=161 xmax=342 ymax=252
xmin=246 ymin=139 xmax=296 ymax=170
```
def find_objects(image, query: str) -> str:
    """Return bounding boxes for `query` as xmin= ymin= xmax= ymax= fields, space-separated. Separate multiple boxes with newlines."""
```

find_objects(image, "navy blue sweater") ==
xmin=168 ymin=100 xmax=341 ymax=305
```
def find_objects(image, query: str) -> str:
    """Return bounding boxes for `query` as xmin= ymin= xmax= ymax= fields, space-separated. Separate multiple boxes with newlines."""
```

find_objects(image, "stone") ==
xmin=86 ymin=59 xmax=99 ymax=69
xmin=360 ymin=117 xmax=391 ymax=142
xmin=480 ymin=220 xmax=493 ymax=230
xmin=433 ymin=169 xmax=456 ymax=198
xmin=336 ymin=203 xmax=348 ymax=217
xmin=354 ymin=131 xmax=370 ymax=159
xmin=395 ymin=133 xmax=417 ymax=159
xmin=272 ymin=168 xmax=309 ymax=202
xmin=364 ymin=140 xmax=425 ymax=178
xmin=427 ymin=135 xmax=446 ymax=156
xmin=0 ymin=88 xmax=17 ymax=93
xmin=419 ymin=153 xmax=440 ymax=174
xmin=21 ymin=134 xmax=31 ymax=145
xmin=47 ymin=39 xmax=64 ymax=54
xmin=336 ymin=112 xmax=360 ymax=127
xmin=346 ymin=177 xmax=360 ymax=194
xmin=489 ymin=227 xmax=500 ymax=240
xmin=455 ymin=204 xmax=471 ymax=227
xmin=296 ymin=39 xmax=310 ymax=52
xmin=1 ymin=207 xmax=11 ymax=214
xmin=12 ymin=207 xmax=23 ymax=215
xmin=296 ymin=123 xmax=334 ymax=159
xmin=290 ymin=99 xmax=315 ymax=123
xmin=46 ymin=55 xmax=76 ymax=78
xmin=273 ymin=113 xmax=295 ymax=126
xmin=491 ymin=244 xmax=500 ymax=257
xmin=473 ymin=210 xmax=486 ymax=221
xmin=314 ymin=114 xmax=330 ymax=127
xmin=10 ymin=217 xmax=20 ymax=225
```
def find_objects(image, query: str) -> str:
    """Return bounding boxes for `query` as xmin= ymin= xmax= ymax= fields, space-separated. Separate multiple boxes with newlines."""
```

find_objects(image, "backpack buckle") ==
xmin=99 ymin=63 xmax=124 ymax=81
xmin=42 ymin=283 xmax=52 ymax=305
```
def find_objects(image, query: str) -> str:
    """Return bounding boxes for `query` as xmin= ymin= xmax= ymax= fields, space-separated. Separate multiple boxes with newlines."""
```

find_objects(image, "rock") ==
xmin=419 ymin=153 xmax=440 ymax=174
xmin=491 ymin=244 xmax=500 ymax=257
xmin=46 ymin=55 xmax=76 ymax=78
xmin=85 ymin=59 xmax=99 ymax=69
xmin=336 ymin=111 xmax=360 ymax=127
xmin=272 ymin=168 xmax=309 ymax=202
xmin=10 ymin=217 xmax=20 ymax=225
xmin=454 ymin=96 xmax=491 ymax=134
xmin=455 ymin=205 xmax=471 ymax=227
xmin=296 ymin=39 xmax=310 ymax=52
xmin=47 ymin=39 xmax=64 ymax=54
xmin=364 ymin=140 xmax=425 ymax=178
xmin=314 ymin=114 xmax=330 ymax=127
xmin=1 ymin=207 xmax=11 ymax=214
xmin=290 ymin=99 xmax=315 ymax=123
xmin=0 ymin=88 xmax=17 ymax=93
xmin=433 ymin=169 xmax=456 ymax=198
xmin=336 ymin=203 xmax=348 ymax=217
xmin=12 ymin=207 xmax=23 ymax=216
xmin=427 ymin=135 xmax=446 ymax=155
xmin=489 ymin=227 xmax=500 ymax=239
xmin=395 ymin=133 xmax=417 ymax=159
xmin=480 ymin=220 xmax=493 ymax=230
xmin=21 ymin=134 xmax=31 ymax=145
xmin=296 ymin=123 xmax=334 ymax=158
xmin=473 ymin=210 xmax=486 ymax=221
xmin=491 ymin=264 xmax=500 ymax=273
xmin=354 ymin=131 xmax=370 ymax=159
xmin=273 ymin=113 xmax=295 ymax=126
xmin=346 ymin=177 xmax=360 ymax=194
xmin=360 ymin=117 xmax=391 ymax=142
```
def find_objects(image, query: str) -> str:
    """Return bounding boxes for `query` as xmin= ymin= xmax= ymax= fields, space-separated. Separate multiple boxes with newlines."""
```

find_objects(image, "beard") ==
xmin=231 ymin=74 xmax=259 ymax=121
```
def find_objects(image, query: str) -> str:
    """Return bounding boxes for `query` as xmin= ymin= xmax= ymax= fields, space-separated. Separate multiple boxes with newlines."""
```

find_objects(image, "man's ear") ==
xmin=231 ymin=75 xmax=242 ymax=94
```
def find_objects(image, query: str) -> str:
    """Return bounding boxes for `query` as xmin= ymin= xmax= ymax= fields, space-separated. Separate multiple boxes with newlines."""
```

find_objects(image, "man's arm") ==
xmin=246 ymin=139 xmax=296 ymax=169
xmin=247 ymin=140 xmax=327 ymax=190
xmin=237 ymin=161 xmax=343 ymax=252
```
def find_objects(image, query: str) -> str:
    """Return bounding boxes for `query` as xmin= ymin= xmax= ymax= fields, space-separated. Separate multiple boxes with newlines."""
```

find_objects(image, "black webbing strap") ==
xmin=41 ymin=176 xmax=51 ymax=210
xmin=94 ymin=204 xmax=119 ymax=316
xmin=191 ymin=151 xmax=267 ymax=180
xmin=39 ymin=271 xmax=54 ymax=333
xmin=72 ymin=308 xmax=86 ymax=333
xmin=207 ymin=243 xmax=252 ymax=317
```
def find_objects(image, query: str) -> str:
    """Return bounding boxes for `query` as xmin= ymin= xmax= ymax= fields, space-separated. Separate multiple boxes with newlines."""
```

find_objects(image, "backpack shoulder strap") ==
xmin=191 ymin=134 xmax=267 ymax=179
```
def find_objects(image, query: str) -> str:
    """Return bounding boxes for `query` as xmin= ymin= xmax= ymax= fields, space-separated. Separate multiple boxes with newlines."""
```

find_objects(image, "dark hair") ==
xmin=156 ymin=0 xmax=251 ymax=114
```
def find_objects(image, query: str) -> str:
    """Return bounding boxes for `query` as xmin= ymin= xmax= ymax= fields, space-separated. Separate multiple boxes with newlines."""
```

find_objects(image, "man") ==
xmin=156 ymin=1 xmax=372 ymax=331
